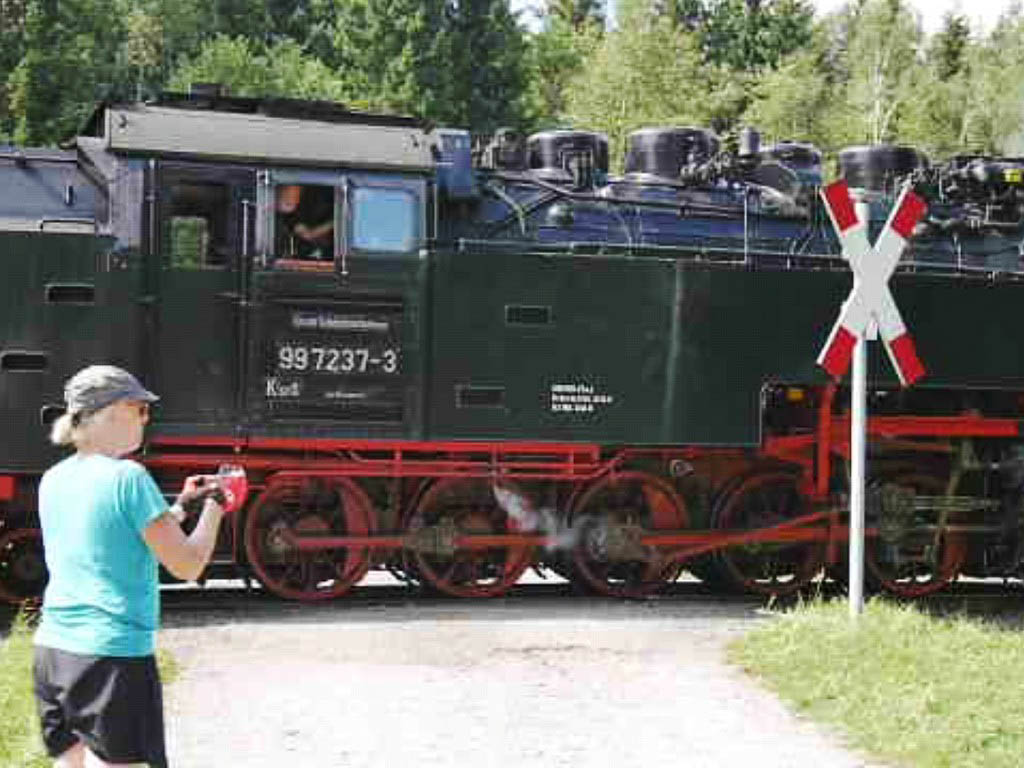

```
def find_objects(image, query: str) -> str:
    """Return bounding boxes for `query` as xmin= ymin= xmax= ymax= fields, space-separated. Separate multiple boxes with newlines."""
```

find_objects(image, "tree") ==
xmin=332 ymin=0 xmax=528 ymax=130
xmin=742 ymin=50 xmax=830 ymax=146
xmin=658 ymin=0 xmax=707 ymax=30
xmin=168 ymin=35 xmax=349 ymax=102
xmin=0 ymin=0 xmax=28 ymax=141
xmin=833 ymin=0 xmax=924 ymax=145
xmin=522 ymin=15 xmax=600 ymax=126
xmin=659 ymin=0 xmax=814 ymax=71
xmin=118 ymin=6 xmax=164 ymax=101
xmin=897 ymin=12 xmax=975 ymax=157
xmin=442 ymin=0 xmax=529 ymax=130
xmin=566 ymin=0 xmax=714 ymax=170
xmin=929 ymin=11 xmax=970 ymax=80
xmin=8 ymin=0 xmax=127 ymax=145
xmin=957 ymin=13 xmax=1024 ymax=154
xmin=331 ymin=0 xmax=449 ymax=116
xmin=545 ymin=0 xmax=604 ymax=30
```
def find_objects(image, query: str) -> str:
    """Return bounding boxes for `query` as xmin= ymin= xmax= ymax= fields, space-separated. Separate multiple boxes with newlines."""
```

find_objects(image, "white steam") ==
xmin=492 ymin=484 xmax=578 ymax=551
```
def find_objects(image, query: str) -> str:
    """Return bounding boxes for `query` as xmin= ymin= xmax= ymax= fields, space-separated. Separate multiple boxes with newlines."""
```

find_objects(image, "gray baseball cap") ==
xmin=64 ymin=365 xmax=160 ymax=417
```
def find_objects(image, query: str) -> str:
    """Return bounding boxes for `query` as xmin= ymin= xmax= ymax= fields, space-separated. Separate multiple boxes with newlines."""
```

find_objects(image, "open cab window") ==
xmin=273 ymin=183 xmax=336 ymax=263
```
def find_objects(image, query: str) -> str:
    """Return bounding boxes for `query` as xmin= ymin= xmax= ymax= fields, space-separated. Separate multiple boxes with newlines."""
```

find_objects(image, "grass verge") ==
xmin=0 ymin=614 xmax=48 ymax=768
xmin=729 ymin=598 xmax=1024 ymax=768
xmin=1 ymin=613 xmax=178 ymax=767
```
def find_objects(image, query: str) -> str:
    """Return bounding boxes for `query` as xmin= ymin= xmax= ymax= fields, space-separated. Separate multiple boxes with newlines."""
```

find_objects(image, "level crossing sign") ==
xmin=815 ymin=179 xmax=928 ymax=617
xmin=817 ymin=180 xmax=928 ymax=387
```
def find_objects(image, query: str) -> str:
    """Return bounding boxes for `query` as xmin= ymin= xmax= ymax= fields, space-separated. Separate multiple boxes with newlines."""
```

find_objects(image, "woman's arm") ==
xmin=143 ymin=478 xmax=226 ymax=581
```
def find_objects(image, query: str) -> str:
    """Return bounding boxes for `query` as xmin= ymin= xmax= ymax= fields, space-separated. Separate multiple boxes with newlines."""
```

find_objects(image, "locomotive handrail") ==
xmin=445 ymin=235 xmax=1024 ymax=282
xmin=482 ymin=180 xmax=527 ymax=236
xmin=37 ymin=217 xmax=97 ymax=233
xmin=492 ymin=170 xmax=747 ymax=216
xmin=451 ymin=236 xmax=846 ymax=268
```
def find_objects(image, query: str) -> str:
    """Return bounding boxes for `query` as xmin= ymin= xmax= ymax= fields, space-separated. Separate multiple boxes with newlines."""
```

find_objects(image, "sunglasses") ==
xmin=124 ymin=401 xmax=150 ymax=419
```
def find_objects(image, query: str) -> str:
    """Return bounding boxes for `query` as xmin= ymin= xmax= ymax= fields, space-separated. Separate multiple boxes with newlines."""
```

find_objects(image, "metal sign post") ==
xmin=848 ymin=326 xmax=868 ymax=616
xmin=817 ymin=181 xmax=927 ymax=618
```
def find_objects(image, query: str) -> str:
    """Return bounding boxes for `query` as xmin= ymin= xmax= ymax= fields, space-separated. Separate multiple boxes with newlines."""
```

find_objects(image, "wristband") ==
xmin=169 ymin=502 xmax=186 ymax=522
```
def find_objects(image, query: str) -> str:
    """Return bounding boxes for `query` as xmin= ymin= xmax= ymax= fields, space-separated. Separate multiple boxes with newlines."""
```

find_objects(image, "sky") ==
xmin=512 ymin=0 xmax=1019 ymax=36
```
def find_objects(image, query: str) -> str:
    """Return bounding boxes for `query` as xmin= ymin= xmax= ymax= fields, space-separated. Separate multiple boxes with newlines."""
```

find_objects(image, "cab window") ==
xmin=163 ymin=182 xmax=230 ymax=269
xmin=273 ymin=183 xmax=336 ymax=262
xmin=350 ymin=186 xmax=419 ymax=253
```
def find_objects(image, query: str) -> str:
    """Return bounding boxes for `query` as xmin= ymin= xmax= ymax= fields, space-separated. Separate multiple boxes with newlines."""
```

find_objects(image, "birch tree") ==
xmin=841 ymin=0 xmax=923 ymax=145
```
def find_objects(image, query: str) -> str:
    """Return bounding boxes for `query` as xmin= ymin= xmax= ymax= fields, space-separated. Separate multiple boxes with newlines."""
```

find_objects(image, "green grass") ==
xmin=0 ymin=614 xmax=178 ymax=768
xmin=0 ymin=614 xmax=49 ymax=768
xmin=730 ymin=598 xmax=1024 ymax=768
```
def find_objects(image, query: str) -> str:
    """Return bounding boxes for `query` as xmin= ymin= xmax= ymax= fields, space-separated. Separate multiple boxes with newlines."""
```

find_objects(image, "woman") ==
xmin=34 ymin=365 xmax=228 ymax=768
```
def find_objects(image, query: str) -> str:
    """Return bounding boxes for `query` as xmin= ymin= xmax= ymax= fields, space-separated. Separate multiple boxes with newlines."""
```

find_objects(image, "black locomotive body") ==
xmin=3 ymin=93 xmax=1024 ymax=602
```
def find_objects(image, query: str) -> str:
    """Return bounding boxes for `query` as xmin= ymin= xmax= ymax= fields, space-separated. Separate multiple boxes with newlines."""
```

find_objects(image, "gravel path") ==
xmin=159 ymin=588 xmax=882 ymax=768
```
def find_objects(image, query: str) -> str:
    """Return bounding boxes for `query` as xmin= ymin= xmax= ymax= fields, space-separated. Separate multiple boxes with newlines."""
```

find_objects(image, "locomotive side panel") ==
xmin=891 ymin=275 xmax=1024 ymax=388
xmin=245 ymin=262 xmax=427 ymax=439
xmin=666 ymin=267 xmax=1024 ymax=443
xmin=0 ymin=232 xmax=141 ymax=470
xmin=427 ymin=254 xmax=1024 ymax=447
xmin=666 ymin=266 xmax=843 ymax=445
xmin=427 ymin=247 xmax=674 ymax=442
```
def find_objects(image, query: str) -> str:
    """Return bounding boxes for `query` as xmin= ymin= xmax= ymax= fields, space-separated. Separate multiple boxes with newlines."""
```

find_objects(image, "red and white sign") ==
xmin=817 ymin=180 xmax=928 ymax=387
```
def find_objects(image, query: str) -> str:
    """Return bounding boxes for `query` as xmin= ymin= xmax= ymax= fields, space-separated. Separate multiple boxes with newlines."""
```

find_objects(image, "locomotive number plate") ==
xmin=276 ymin=342 xmax=400 ymax=375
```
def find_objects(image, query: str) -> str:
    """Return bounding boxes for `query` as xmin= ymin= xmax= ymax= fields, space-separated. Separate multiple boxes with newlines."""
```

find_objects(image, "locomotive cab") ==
xmin=129 ymin=96 xmax=435 ymax=439
xmin=1 ymin=94 xmax=438 ymax=456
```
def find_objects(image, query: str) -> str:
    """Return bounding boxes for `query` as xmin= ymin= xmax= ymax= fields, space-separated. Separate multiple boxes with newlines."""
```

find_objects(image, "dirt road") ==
xmin=159 ymin=583 xmax=878 ymax=768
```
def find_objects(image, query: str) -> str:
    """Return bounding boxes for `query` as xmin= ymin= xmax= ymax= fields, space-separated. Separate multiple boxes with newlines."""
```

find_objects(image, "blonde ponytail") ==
xmin=49 ymin=412 xmax=76 ymax=446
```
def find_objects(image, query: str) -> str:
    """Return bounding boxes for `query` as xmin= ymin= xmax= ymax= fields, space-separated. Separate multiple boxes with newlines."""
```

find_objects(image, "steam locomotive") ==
xmin=3 ymin=89 xmax=1024 ymax=603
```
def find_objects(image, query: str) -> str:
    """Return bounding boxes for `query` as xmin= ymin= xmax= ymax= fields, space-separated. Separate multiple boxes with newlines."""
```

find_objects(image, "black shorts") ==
xmin=33 ymin=645 xmax=168 ymax=767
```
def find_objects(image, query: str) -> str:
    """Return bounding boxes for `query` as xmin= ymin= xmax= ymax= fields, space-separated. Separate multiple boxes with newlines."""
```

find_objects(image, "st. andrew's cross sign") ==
xmin=815 ymin=180 xmax=928 ymax=617
xmin=817 ymin=180 xmax=928 ymax=386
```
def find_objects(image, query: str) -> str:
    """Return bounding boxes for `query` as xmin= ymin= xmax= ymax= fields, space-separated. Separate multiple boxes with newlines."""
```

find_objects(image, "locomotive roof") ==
xmin=79 ymin=93 xmax=437 ymax=172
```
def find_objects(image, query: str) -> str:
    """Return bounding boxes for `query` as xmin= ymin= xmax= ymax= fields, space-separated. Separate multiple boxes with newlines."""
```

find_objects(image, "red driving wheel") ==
xmin=405 ymin=478 xmax=533 ymax=598
xmin=244 ymin=476 xmax=374 ymax=601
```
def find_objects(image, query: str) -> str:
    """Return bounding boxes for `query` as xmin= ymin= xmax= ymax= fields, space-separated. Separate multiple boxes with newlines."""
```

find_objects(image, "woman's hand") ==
xmin=174 ymin=475 xmax=224 ymax=518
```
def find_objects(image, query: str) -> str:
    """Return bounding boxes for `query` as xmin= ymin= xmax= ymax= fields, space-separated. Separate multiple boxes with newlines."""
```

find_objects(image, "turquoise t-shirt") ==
xmin=35 ymin=454 xmax=167 ymax=657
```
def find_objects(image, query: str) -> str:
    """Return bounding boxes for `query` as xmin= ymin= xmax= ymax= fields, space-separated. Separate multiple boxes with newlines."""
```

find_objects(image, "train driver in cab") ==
xmin=275 ymin=184 xmax=334 ymax=260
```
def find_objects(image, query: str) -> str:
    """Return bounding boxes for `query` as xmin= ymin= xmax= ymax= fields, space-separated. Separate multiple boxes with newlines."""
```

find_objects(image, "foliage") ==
xmin=958 ymin=14 xmax=1024 ymax=155
xmin=545 ymin=0 xmax=605 ymax=30
xmin=743 ymin=50 xmax=830 ymax=147
xmin=840 ymin=0 xmax=924 ymax=145
xmin=0 ymin=0 xmax=28 ymax=141
xmin=168 ymin=35 xmax=350 ymax=103
xmin=659 ymin=0 xmax=815 ymax=71
xmin=7 ymin=0 xmax=130 ymax=145
xmin=731 ymin=598 xmax=1024 ymax=768
xmin=736 ymin=1 xmax=1024 ymax=161
xmin=3 ymin=0 xmax=1024 ymax=168
xmin=330 ymin=0 xmax=448 ymax=117
xmin=930 ymin=11 xmax=971 ymax=80
xmin=565 ymin=0 xmax=715 ymax=170
xmin=522 ymin=15 xmax=600 ymax=127
xmin=441 ymin=0 xmax=529 ymax=131
xmin=331 ymin=0 xmax=528 ymax=131
xmin=0 ymin=613 xmax=48 ymax=767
